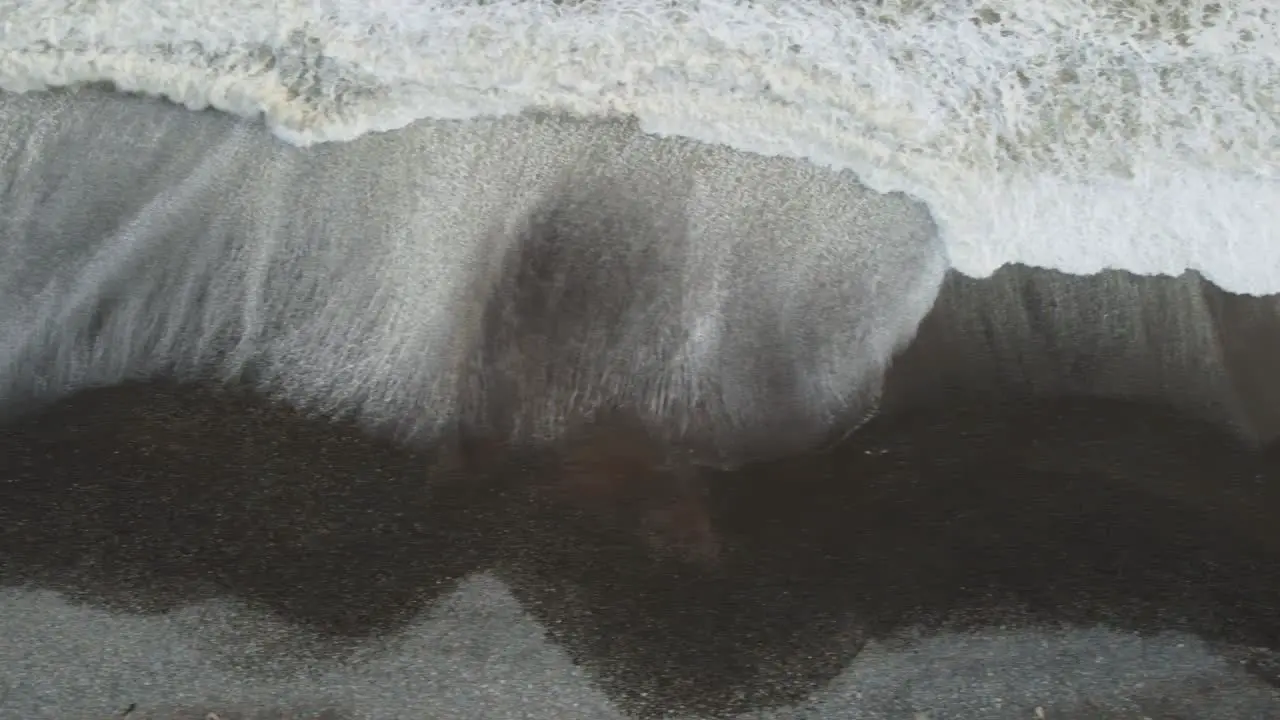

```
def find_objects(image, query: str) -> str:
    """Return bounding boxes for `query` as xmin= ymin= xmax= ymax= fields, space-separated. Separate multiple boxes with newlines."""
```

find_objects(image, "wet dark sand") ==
xmin=3 ymin=381 xmax=1280 ymax=718
xmin=3 ymin=266 xmax=1280 ymax=719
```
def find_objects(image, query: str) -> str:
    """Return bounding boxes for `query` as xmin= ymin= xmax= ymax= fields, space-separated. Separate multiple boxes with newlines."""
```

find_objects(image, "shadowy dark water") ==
xmin=2 ymin=381 xmax=1279 ymax=718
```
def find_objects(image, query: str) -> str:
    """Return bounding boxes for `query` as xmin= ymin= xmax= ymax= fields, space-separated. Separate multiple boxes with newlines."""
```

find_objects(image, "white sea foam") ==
xmin=0 ymin=89 xmax=945 ymax=453
xmin=1 ymin=0 xmax=1277 ymax=294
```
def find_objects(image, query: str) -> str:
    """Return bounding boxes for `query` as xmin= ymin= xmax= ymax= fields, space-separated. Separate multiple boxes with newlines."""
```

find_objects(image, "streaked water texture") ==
xmin=0 ymin=89 xmax=944 ymax=460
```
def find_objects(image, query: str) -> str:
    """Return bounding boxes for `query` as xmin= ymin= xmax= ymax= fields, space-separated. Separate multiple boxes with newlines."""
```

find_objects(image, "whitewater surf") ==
xmin=2 ymin=0 xmax=1276 ymax=293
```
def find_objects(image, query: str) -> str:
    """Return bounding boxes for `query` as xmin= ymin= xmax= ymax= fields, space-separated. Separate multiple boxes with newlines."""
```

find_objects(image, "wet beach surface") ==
xmin=2 ymin=379 xmax=1279 ymax=718
xmin=3 ymin=85 xmax=1278 ymax=718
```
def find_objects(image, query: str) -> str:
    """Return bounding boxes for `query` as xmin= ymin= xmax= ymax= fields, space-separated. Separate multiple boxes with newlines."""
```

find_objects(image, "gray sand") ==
xmin=1 ymin=576 xmax=1275 ymax=720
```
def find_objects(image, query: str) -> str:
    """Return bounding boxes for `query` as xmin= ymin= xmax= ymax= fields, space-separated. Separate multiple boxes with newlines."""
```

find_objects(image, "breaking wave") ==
xmin=2 ymin=0 xmax=1277 ymax=292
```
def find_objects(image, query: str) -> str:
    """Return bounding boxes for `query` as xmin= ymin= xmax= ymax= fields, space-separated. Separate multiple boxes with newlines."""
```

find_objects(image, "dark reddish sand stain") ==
xmin=460 ymin=416 xmax=723 ymax=567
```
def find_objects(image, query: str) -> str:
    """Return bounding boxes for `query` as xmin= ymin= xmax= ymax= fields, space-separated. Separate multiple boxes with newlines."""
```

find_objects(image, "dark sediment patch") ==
xmin=0 ymin=381 xmax=500 ymax=641
xmin=878 ymin=264 xmax=1280 ymax=445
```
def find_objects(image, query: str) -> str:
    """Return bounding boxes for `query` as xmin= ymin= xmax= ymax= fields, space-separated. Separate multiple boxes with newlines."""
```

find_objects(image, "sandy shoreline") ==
xmin=3 ymin=264 xmax=1280 ymax=718
xmin=1 ymin=86 xmax=1279 ymax=718
xmin=4 ymin=1 xmax=1277 ymax=292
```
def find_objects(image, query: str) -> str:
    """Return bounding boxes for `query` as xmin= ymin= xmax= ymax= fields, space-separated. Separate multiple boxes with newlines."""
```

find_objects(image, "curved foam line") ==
xmin=2 ymin=0 xmax=1277 ymax=294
